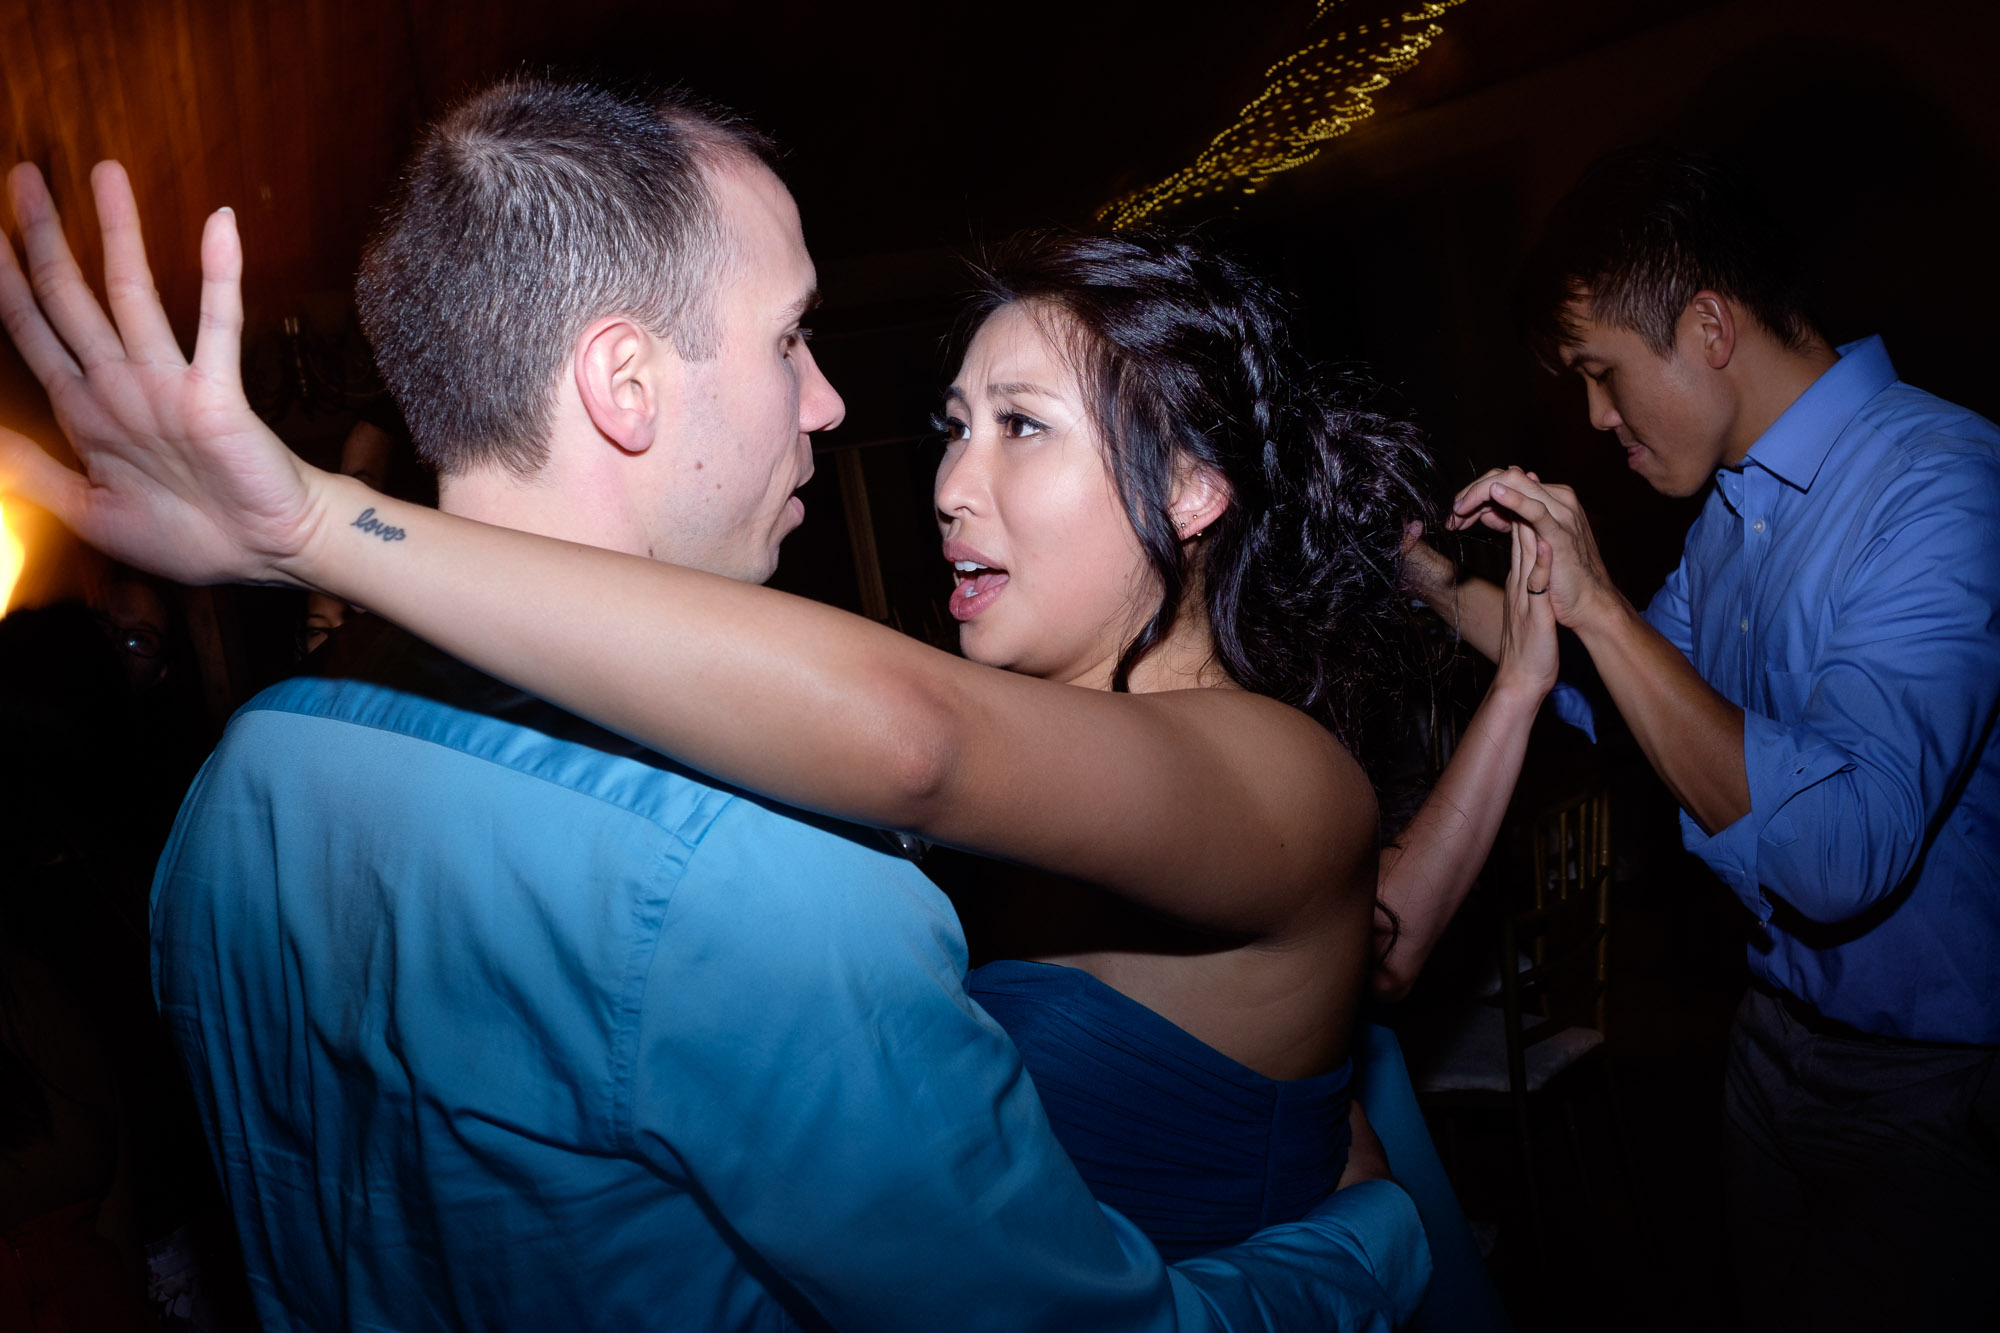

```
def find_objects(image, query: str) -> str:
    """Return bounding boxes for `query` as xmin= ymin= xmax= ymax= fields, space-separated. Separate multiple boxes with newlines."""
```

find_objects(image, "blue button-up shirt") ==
xmin=152 ymin=629 xmax=1430 ymax=1332
xmin=1641 ymin=337 xmax=2000 ymax=1043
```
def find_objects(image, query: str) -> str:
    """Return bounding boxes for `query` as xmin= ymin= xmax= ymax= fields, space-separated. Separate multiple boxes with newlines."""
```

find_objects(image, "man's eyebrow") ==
xmin=781 ymin=288 xmax=822 ymax=325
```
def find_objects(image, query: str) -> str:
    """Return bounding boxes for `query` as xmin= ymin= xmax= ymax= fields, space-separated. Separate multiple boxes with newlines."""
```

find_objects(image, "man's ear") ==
xmin=1690 ymin=290 xmax=1736 ymax=371
xmin=575 ymin=316 xmax=671 ymax=454
xmin=1169 ymin=461 xmax=1232 ymax=541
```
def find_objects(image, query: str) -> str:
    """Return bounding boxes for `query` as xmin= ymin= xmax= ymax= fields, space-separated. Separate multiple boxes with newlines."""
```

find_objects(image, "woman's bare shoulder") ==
xmin=1139 ymin=685 xmax=1372 ymax=777
xmin=1137 ymin=686 xmax=1380 ymax=869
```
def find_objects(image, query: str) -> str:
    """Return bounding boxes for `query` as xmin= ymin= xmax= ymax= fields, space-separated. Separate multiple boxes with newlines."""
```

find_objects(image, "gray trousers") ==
xmin=1724 ymin=985 xmax=2000 ymax=1332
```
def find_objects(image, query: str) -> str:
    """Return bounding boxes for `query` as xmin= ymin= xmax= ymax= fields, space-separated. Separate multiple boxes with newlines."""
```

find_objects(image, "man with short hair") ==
xmin=1416 ymin=147 xmax=2000 ymax=1330
xmin=0 ymin=79 xmax=1429 ymax=1331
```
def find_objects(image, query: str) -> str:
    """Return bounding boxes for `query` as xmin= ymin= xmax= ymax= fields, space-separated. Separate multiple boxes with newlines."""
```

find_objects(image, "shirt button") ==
xmin=1740 ymin=618 xmax=1750 ymax=632
xmin=1752 ymin=519 xmax=1766 ymax=533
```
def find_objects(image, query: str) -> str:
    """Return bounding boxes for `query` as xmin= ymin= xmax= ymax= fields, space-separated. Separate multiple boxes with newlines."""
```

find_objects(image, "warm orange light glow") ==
xmin=0 ymin=499 xmax=24 ymax=615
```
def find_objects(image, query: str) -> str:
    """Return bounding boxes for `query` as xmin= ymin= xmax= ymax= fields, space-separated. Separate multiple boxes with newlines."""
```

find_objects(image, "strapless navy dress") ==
xmin=968 ymin=958 xmax=1352 ymax=1261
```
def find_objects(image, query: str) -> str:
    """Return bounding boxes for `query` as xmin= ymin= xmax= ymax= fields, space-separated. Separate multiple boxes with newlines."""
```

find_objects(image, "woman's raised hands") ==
xmin=1495 ymin=510 xmax=1559 ymax=699
xmin=0 ymin=161 xmax=330 ymax=589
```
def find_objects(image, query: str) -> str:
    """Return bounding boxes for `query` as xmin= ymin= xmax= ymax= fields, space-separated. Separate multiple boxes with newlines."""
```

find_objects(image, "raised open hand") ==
xmin=0 ymin=161 xmax=328 ymax=588
xmin=1446 ymin=465 xmax=1620 ymax=633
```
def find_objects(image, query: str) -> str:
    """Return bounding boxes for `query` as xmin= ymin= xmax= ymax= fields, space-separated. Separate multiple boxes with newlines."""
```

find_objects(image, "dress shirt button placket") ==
xmin=1743 ymin=515 xmax=1763 ymax=633
xmin=1739 ymin=476 xmax=1769 ymax=691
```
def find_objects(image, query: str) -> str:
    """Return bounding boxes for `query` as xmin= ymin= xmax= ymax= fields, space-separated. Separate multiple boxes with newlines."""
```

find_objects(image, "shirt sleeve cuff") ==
xmin=1306 ymin=1179 xmax=1434 ymax=1324
xmin=1548 ymin=682 xmax=1598 ymax=744
xmin=1681 ymin=708 xmax=1855 ymax=921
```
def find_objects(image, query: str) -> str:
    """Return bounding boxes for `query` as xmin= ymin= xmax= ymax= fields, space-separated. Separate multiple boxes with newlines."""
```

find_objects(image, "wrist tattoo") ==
xmin=350 ymin=507 xmax=407 ymax=543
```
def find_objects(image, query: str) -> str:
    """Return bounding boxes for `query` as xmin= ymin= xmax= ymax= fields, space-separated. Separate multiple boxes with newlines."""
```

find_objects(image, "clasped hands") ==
xmin=1445 ymin=466 xmax=1623 ymax=635
xmin=1400 ymin=465 xmax=1623 ymax=698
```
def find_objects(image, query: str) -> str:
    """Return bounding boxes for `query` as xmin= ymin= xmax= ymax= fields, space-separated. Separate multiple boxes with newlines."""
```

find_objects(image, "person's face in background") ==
xmin=339 ymin=420 xmax=395 ymax=493
xmin=934 ymin=303 xmax=1157 ymax=689
xmin=95 ymin=577 xmax=169 ymax=692
xmin=302 ymin=592 xmax=345 ymax=656
xmin=1558 ymin=295 xmax=1738 ymax=499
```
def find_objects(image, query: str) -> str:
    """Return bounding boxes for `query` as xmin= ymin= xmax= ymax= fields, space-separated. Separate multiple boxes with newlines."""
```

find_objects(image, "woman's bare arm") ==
xmin=295 ymin=474 xmax=1372 ymax=935
xmin=1373 ymin=519 xmax=1556 ymax=999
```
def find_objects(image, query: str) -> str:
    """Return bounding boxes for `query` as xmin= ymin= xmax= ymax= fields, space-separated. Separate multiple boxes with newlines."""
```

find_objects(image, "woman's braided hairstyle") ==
xmin=959 ymin=229 xmax=1438 ymax=767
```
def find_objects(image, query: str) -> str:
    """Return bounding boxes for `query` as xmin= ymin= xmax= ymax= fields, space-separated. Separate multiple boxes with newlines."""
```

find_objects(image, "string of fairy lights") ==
xmin=1098 ymin=0 xmax=1468 ymax=228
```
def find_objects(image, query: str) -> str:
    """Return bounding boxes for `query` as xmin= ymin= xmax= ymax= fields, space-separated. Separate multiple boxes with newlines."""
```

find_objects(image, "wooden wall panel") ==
xmin=2 ymin=0 xmax=421 ymax=343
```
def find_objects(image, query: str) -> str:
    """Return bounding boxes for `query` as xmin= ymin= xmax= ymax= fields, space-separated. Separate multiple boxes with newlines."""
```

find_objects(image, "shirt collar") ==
xmin=1736 ymin=336 xmax=1898 ymax=493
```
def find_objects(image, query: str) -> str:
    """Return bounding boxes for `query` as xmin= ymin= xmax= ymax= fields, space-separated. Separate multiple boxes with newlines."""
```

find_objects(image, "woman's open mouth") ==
xmin=949 ymin=559 xmax=1010 ymax=621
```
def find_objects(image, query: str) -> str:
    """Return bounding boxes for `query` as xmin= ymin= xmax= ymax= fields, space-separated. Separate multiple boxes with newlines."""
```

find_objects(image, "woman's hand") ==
xmin=0 ymin=161 xmax=329 ymax=588
xmin=1493 ymin=515 xmax=1558 ymax=701
xmin=1336 ymin=1101 xmax=1394 ymax=1188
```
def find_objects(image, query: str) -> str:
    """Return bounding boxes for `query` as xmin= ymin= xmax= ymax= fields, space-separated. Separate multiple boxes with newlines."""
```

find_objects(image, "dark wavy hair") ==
xmin=958 ymin=230 xmax=1438 ymax=765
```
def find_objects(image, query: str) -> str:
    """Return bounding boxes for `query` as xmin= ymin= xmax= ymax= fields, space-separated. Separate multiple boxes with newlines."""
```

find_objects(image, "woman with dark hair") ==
xmin=931 ymin=233 xmax=1558 ymax=1259
xmin=4 ymin=198 xmax=1551 ymax=1281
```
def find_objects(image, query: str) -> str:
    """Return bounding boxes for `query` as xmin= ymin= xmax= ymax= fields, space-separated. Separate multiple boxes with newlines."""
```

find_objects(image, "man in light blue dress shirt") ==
xmin=0 ymin=79 xmax=1432 ymax=1331
xmin=1416 ymin=148 xmax=1999 ymax=1330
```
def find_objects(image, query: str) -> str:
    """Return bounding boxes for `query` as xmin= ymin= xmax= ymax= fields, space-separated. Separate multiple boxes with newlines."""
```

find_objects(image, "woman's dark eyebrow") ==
xmin=941 ymin=381 xmax=1058 ymax=407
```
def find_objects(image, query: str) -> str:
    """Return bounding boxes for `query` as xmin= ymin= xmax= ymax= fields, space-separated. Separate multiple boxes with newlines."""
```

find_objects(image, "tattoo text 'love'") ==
xmin=351 ymin=507 xmax=407 ymax=542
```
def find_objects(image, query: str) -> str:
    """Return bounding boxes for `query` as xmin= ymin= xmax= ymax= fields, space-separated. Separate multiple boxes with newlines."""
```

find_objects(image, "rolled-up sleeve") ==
xmin=629 ymin=798 xmax=1431 ymax=1333
xmin=1686 ymin=450 xmax=2000 ymax=924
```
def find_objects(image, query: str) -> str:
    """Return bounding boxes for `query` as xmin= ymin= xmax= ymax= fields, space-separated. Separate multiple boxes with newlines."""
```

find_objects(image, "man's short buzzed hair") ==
xmin=357 ymin=77 xmax=775 ymax=477
xmin=1520 ymin=146 xmax=1815 ymax=370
